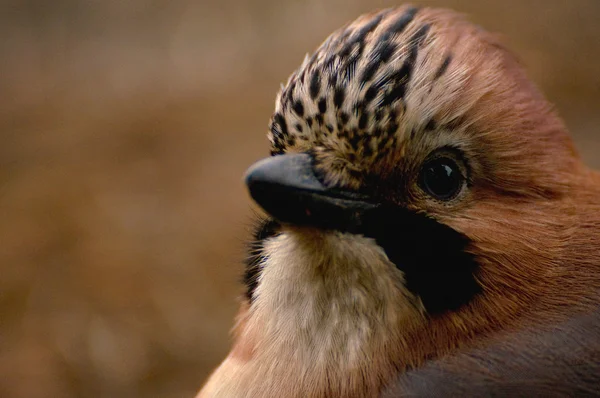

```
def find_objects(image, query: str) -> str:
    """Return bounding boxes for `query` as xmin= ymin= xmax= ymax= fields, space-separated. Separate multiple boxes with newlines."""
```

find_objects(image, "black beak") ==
xmin=244 ymin=153 xmax=378 ymax=231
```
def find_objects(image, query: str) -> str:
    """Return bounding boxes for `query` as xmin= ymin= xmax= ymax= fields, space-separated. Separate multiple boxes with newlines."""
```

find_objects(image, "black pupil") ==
xmin=421 ymin=158 xmax=462 ymax=200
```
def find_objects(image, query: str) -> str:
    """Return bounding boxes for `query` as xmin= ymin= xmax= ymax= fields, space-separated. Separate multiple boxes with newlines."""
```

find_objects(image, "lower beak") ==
xmin=244 ymin=153 xmax=378 ymax=231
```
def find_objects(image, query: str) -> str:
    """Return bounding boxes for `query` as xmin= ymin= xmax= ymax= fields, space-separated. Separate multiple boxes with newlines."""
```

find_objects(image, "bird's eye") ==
xmin=419 ymin=157 xmax=465 ymax=201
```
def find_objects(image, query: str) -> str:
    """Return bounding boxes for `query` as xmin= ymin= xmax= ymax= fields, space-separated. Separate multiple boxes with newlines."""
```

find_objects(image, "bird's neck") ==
xmin=200 ymin=228 xmax=424 ymax=398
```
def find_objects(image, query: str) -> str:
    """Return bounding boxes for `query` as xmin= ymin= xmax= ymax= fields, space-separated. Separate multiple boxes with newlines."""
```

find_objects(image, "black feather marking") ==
xmin=354 ymin=10 xmax=387 ymax=39
xmin=337 ymin=11 xmax=392 ymax=84
xmin=273 ymin=113 xmax=289 ymax=139
xmin=378 ymin=39 xmax=397 ymax=63
xmin=342 ymin=53 xmax=361 ymax=81
xmin=328 ymin=73 xmax=338 ymax=88
xmin=411 ymin=23 xmax=431 ymax=46
xmin=323 ymin=53 xmax=337 ymax=73
xmin=339 ymin=111 xmax=350 ymax=125
xmin=424 ymin=118 xmax=437 ymax=131
xmin=310 ymin=71 xmax=321 ymax=99
xmin=380 ymin=72 xmax=408 ymax=107
xmin=387 ymin=121 xmax=399 ymax=136
xmin=292 ymin=100 xmax=305 ymax=117
xmin=338 ymin=41 xmax=356 ymax=64
xmin=307 ymin=51 xmax=319 ymax=69
xmin=334 ymin=87 xmax=346 ymax=109
xmin=323 ymin=26 xmax=352 ymax=70
xmin=283 ymin=80 xmax=295 ymax=103
xmin=361 ymin=34 xmax=398 ymax=86
xmin=353 ymin=102 xmax=362 ymax=117
xmin=364 ymin=19 xmax=430 ymax=108
xmin=389 ymin=109 xmax=398 ymax=122
xmin=386 ymin=7 xmax=419 ymax=35
xmin=338 ymin=11 xmax=386 ymax=60
xmin=358 ymin=112 xmax=369 ymax=130
xmin=270 ymin=138 xmax=286 ymax=155
xmin=349 ymin=134 xmax=361 ymax=151
xmin=363 ymin=137 xmax=373 ymax=157
xmin=270 ymin=121 xmax=282 ymax=141
xmin=348 ymin=168 xmax=362 ymax=180
xmin=362 ymin=6 xmax=417 ymax=89
xmin=366 ymin=85 xmax=381 ymax=106
xmin=433 ymin=54 xmax=452 ymax=81
xmin=243 ymin=218 xmax=281 ymax=301
xmin=381 ymin=24 xmax=430 ymax=107
xmin=360 ymin=61 xmax=380 ymax=85
xmin=318 ymin=97 xmax=327 ymax=114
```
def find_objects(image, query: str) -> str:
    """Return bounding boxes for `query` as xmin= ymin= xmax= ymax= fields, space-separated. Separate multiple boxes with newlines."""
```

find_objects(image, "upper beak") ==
xmin=244 ymin=153 xmax=378 ymax=231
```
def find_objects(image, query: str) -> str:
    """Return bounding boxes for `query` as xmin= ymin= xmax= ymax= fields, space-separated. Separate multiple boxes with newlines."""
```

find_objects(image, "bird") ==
xmin=198 ymin=5 xmax=600 ymax=397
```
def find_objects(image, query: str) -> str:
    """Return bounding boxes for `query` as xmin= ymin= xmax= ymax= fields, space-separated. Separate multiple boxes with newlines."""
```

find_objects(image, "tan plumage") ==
xmin=199 ymin=5 xmax=600 ymax=397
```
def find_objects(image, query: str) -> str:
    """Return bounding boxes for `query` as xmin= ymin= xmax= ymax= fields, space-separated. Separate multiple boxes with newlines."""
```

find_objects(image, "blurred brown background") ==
xmin=1 ymin=0 xmax=599 ymax=397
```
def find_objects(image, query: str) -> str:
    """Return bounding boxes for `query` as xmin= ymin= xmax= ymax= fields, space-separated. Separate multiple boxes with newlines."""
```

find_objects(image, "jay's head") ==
xmin=245 ymin=5 xmax=580 ymax=318
xmin=201 ymin=5 xmax=597 ymax=398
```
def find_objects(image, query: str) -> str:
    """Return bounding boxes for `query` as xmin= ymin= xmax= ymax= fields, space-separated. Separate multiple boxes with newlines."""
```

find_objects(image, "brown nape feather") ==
xmin=199 ymin=5 xmax=600 ymax=398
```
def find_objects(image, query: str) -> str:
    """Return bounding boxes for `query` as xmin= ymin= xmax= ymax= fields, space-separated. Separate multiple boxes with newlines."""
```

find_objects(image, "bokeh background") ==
xmin=1 ymin=0 xmax=599 ymax=397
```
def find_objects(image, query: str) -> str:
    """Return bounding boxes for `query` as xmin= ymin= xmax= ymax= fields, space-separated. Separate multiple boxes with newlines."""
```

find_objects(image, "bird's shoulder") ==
xmin=382 ymin=304 xmax=600 ymax=397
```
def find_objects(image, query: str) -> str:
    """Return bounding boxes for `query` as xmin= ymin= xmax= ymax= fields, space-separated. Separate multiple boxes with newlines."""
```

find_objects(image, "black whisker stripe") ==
xmin=359 ymin=206 xmax=480 ymax=314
